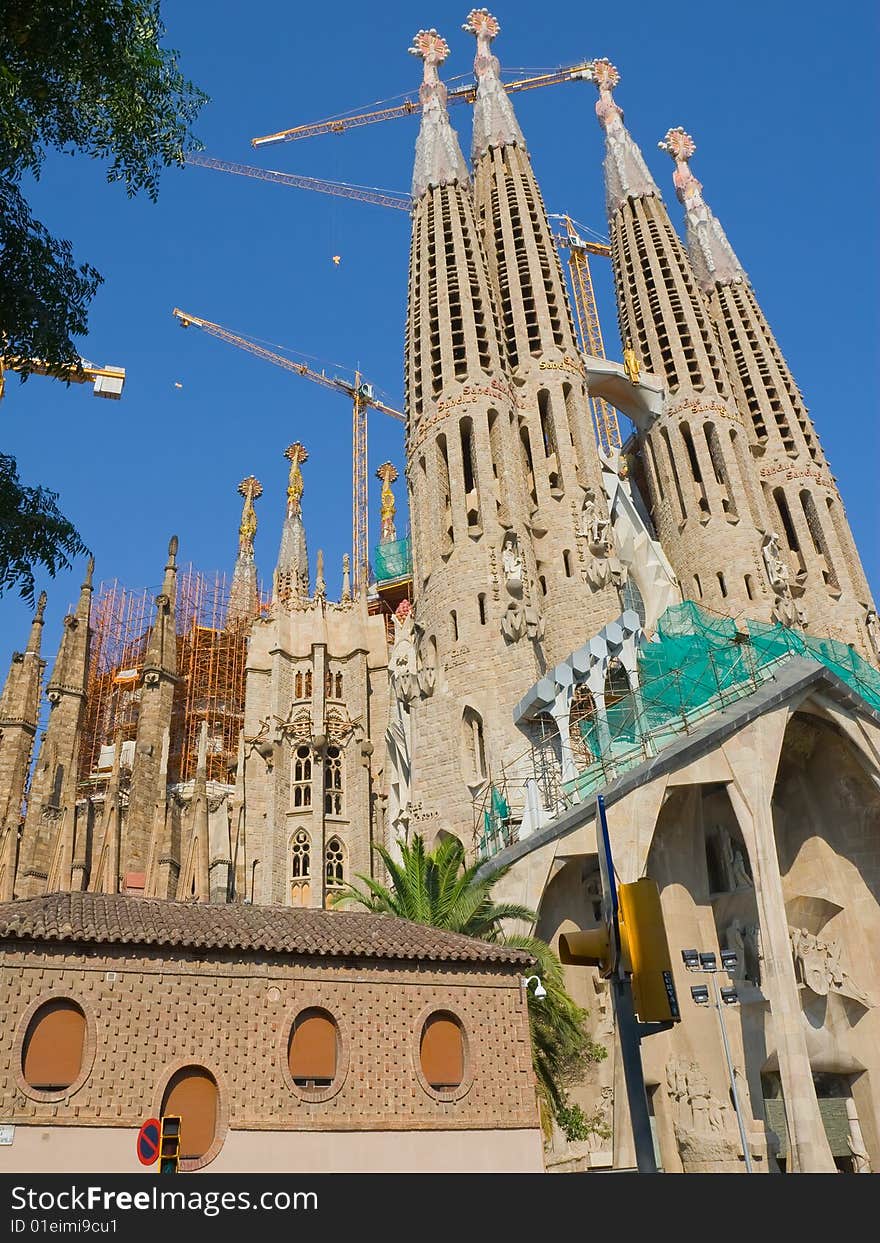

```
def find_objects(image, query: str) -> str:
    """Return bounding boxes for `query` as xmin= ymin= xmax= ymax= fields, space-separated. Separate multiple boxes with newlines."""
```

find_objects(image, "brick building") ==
xmin=0 ymin=892 xmax=542 ymax=1172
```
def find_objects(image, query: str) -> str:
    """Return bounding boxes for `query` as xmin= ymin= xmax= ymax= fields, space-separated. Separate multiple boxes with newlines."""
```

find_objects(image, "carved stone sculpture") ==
xmin=788 ymin=925 xmax=872 ymax=1004
xmin=865 ymin=610 xmax=880 ymax=662
xmin=666 ymin=1056 xmax=739 ymax=1166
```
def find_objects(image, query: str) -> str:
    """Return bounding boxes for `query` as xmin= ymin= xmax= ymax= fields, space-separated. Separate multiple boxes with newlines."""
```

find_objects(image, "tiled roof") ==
xmin=0 ymin=892 xmax=533 ymax=966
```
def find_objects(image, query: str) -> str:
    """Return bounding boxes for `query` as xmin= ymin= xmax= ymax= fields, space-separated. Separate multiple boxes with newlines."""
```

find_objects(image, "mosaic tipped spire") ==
xmin=409 ymin=29 xmax=470 ymax=199
xmin=376 ymin=462 xmax=399 ymax=545
xmin=658 ymin=127 xmax=745 ymax=291
xmin=227 ymin=475 xmax=262 ymax=625
xmin=275 ymin=443 xmax=310 ymax=604
xmin=463 ymin=8 xmax=525 ymax=161
xmin=593 ymin=58 xmax=660 ymax=215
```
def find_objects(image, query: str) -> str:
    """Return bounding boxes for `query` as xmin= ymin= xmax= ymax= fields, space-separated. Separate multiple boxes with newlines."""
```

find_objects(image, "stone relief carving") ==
xmin=666 ymin=1057 xmax=739 ymax=1163
xmin=388 ymin=601 xmax=419 ymax=706
xmin=865 ymin=609 xmax=880 ymax=662
xmin=762 ymin=532 xmax=807 ymax=628
xmin=717 ymin=826 xmax=753 ymax=891
xmin=591 ymin=973 xmax=614 ymax=1038
xmin=580 ymin=486 xmax=626 ymax=592
xmin=724 ymin=917 xmax=761 ymax=985
xmin=788 ymin=925 xmax=872 ymax=1005
xmin=499 ymin=531 xmax=544 ymax=644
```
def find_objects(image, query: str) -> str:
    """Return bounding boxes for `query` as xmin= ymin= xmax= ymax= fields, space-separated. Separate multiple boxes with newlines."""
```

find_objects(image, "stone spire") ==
xmin=16 ymin=560 xmax=94 ymax=897
xmin=658 ymin=127 xmax=745 ymax=292
xmin=0 ymin=592 xmax=47 ymax=899
xmin=123 ymin=538 xmax=178 ymax=885
xmin=465 ymin=15 xmax=621 ymax=664
xmin=274 ymin=443 xmax=310 ymax=605
xmin=227 ymin=475 xmax=262 ymax=625
xmin=593 ymin=59 xmax=661 ymax=216
xmin=409 ymin=29 xmax=470 ymax=199
xmin=660 ymin=128 xmax=876 ymax=649
xmin=464 ymin=8 xmax=525 ymax=161
xmin=376 ymin=462 xmax=399 ymax=544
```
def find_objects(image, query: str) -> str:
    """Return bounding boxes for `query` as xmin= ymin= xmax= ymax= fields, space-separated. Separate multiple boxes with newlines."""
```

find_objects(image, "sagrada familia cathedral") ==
xmin=1 ymin=11 xmax=878 ymax=1174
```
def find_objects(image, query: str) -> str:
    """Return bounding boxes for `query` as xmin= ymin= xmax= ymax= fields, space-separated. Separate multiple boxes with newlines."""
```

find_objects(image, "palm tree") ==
xmin=332 ymin=833 xmax=605 ymax=1130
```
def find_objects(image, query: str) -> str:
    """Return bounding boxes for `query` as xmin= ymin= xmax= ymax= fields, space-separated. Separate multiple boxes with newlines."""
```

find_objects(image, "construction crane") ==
xmin=185 ymin=154 xmax=411 ymax=212
xmin=550 ymin=215 xmax=621 ymax=457
xmin=0 ymin=356 xmax=125 ymax=402
xmin=172 ymin=308 xmax=404 ymax=597
xmin=252 ymin=60 xmax=595 ymax=148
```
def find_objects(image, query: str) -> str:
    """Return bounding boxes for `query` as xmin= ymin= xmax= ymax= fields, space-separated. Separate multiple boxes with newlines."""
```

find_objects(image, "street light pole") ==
xmin=708 ymin=971 xmax=754 ymax=1174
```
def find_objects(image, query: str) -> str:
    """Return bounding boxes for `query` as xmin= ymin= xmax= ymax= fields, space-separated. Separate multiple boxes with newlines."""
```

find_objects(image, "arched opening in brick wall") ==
xmin=161 ymin=1067 xmax=218 ymax=1161
xmin=420 ymin=1013 xmax=464 ymax=1090
xmin=22 ymin=1000 xmax=86 ymax=1091
xmin=288 ymin=1009 xmax=338 ymax=1088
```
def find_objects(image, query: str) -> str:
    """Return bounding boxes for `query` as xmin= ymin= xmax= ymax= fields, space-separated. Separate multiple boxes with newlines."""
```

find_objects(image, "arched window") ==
xmin=744 ymin=574 xmax=755 ymax=600
xmin=324 ymin=747 xmax=343 ymax=816
xmin=420 ymin=1013 xmax=464 ymax=1090
xmin=305 ymin=669 xmax=313 ymax=697
xmin=335 ymin=672 xmax=343 ymax=699
xmin=325 ymin=836 xmax=344 ymax=888
xmin=462 ymin=708 xmax=487 ymax=784
xmin=291 ymin=830 xmax=310 ymax=879
xmin=450 ymin=610 xmax=459 ymax=642
xmin=604 ymin=659 xmax=636 ymax=744
xmin=22 ymin=1000 xmax=86 ymax=1091
xmin=288 ymin=1009 xmax=338 ymax=1088
xmin=161 ymin=1067 xmax=218 ymax=1161
xmin=563 ymin=549 xmax=573 ymax=578
xmin=717 ymin=571 xmax=728 ymax=598
xmin=295 ymin=671 xmax=303 ymax=699
xmin=478 ymin=593 xmax=487 ymax=625
xmin=292 ymin=746 xmax=312 ymax=809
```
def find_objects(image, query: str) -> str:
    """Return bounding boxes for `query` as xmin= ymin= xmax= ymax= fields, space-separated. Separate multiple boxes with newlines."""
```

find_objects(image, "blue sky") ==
xmin=2 ymin=0 xmax=877 ymax=670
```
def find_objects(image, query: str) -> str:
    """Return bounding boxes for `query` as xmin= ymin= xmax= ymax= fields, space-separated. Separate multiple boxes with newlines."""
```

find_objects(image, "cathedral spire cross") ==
xmin=658 ymin=126 xmax=744 ymax=290
xmin=463 ymin=8 xmax=525 ymax=159
xmin=376 ymin=462 xmax=398 ymax=545
xmin=237 ymin=475 xmax=263 ymax=553
xmin=408 ymin=29 xmax=469 ymax=198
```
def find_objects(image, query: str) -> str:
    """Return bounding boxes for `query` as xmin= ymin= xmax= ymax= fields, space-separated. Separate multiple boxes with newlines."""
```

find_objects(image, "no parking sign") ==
xmin=136 ymin=1117 xmax=161 ymax=1166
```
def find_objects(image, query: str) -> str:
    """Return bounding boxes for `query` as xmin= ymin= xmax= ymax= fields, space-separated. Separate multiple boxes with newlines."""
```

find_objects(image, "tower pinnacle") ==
xmin=464 ymin=8 xmax=525 ymax=160
xmin=658 ymin=127 xmax=745 ymax=291
xmin=409 ymin=29 xmax=469 ymax=199
xmin=593 ymin=59 xmax=660 ymax=214
xmin=227 ymin=475 xmax=263 ymax=626
xmin=275 ymin=443 xmax=310 ymax=604
xmin=376 ymin=462 xmax=398 ymax=545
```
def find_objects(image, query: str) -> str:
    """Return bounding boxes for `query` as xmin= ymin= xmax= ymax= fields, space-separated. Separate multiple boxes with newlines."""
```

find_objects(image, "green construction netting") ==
xmin=562 ymin=601 xmax=880 ymax=808
xmin=374 ymin=537 xmax=412 ymax=582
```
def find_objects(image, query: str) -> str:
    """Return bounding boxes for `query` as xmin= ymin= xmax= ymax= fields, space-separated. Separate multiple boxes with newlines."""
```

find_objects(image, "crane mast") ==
xmin=172 ymin=308 xmax=403 ymax=597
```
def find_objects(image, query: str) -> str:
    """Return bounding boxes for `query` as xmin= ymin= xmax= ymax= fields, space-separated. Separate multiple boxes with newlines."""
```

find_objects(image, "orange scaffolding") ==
xmin=81 ymin=567 xmax=264 ymax=787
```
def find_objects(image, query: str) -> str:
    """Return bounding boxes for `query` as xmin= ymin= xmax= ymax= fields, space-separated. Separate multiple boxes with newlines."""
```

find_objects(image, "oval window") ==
xmin=22 ymin=1000 xmax=86 ymax=1091
xmin=420 ymin=1013 xmax=464 ymax=1090
xmin=288 ymin=1009 xmax=338 ymax=1088
xmin=161 ymin=1067 xmax=218 ymax=1160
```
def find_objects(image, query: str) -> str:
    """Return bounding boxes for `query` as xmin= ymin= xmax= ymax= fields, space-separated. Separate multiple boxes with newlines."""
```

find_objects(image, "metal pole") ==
xmin=611 ymin=975 xmax=658 ymax=1174
xmin=710 ymin=972 xmax=754 ymax=1173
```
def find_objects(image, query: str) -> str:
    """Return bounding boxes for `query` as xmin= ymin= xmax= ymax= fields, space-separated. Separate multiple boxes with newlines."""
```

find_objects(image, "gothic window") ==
xmin=324 ymin=747 xmax=343 ymax=816
xmin=305 ymin=669 xmax=312 ymax=697
xmin=335 ymin=672 xmax=343 ymax=699
xmin=325 ymin=836 xmax=345 ymax=887
xmin=291 ymin=830 xmax=310 ymax=879
xmin=292 ymin=746 xmax=312 ymax=809
xmin=295 ymin=671 xmax=303 ymax=699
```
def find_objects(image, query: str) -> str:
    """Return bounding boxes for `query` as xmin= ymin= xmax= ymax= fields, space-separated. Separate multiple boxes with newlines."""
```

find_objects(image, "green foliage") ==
xmin=0 ymin=1 xmax=207 ymax=368
xmin=333 ymin=834 xmax=606 ymax=1130
xmin=0 ymin=454 xmax=90 ymax=605
xmin=556 ymin=1102 xmax=612 ymax=1145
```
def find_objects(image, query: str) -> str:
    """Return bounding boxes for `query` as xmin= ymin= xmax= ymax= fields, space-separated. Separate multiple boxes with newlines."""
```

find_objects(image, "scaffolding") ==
xmin=81 ymin=566 xmax=265 ymax=788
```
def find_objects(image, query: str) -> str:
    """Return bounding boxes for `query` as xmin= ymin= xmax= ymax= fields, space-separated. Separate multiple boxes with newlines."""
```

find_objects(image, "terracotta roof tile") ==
xmin=0 ymin=892 xmax=533 ymax=966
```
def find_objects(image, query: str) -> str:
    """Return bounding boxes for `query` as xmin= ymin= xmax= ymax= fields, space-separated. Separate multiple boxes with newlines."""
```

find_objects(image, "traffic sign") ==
xmin=136 ymin=1118 xmax=161 ymax=1166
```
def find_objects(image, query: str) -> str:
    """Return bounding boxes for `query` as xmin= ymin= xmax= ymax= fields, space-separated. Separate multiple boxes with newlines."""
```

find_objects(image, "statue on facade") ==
xmin=865 ymin=609 xmax=880 ymax=663
xmin=788 ymin=925 xmax=872 ymax=1004
xmin=581 ymin=486 xmax=625 ymax=592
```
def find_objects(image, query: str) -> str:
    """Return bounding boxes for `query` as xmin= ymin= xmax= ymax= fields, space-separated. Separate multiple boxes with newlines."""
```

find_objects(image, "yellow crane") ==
xmin=0 ymin=356 xmax=125 ymax=402
xmin=186 ymin=161 xmax=621 ymax=454
xmin=172 ymin=308 xmax=403 ymax=596
xmin=549 ymin=215 xmax=622 ymax=456
xmin=252 ymin=61 xmax=596 ymax=148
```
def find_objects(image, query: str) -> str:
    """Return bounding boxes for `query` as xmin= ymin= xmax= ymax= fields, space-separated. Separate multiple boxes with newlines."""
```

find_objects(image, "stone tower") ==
xmin=464 ymin=10 xmax=622 ymax=663
xmin=403 ymin=28 xmax=544 ymax=847
xmin=124 ymin=537 xmax=178 ymax=892
xmin=593 ymin=61 xmax=772 ymax=620
xmin=242 ymin=446 xmax=389 ymax=906
xmin=15 ymin=562 xmax=93 ymax=897
xmin=227 ymin=475 xmax=262 ymax=625
xmin=0 ymin=594 xmax=46 ymax=900
xmin=660 ymin=127 xmax=877 ymax=654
